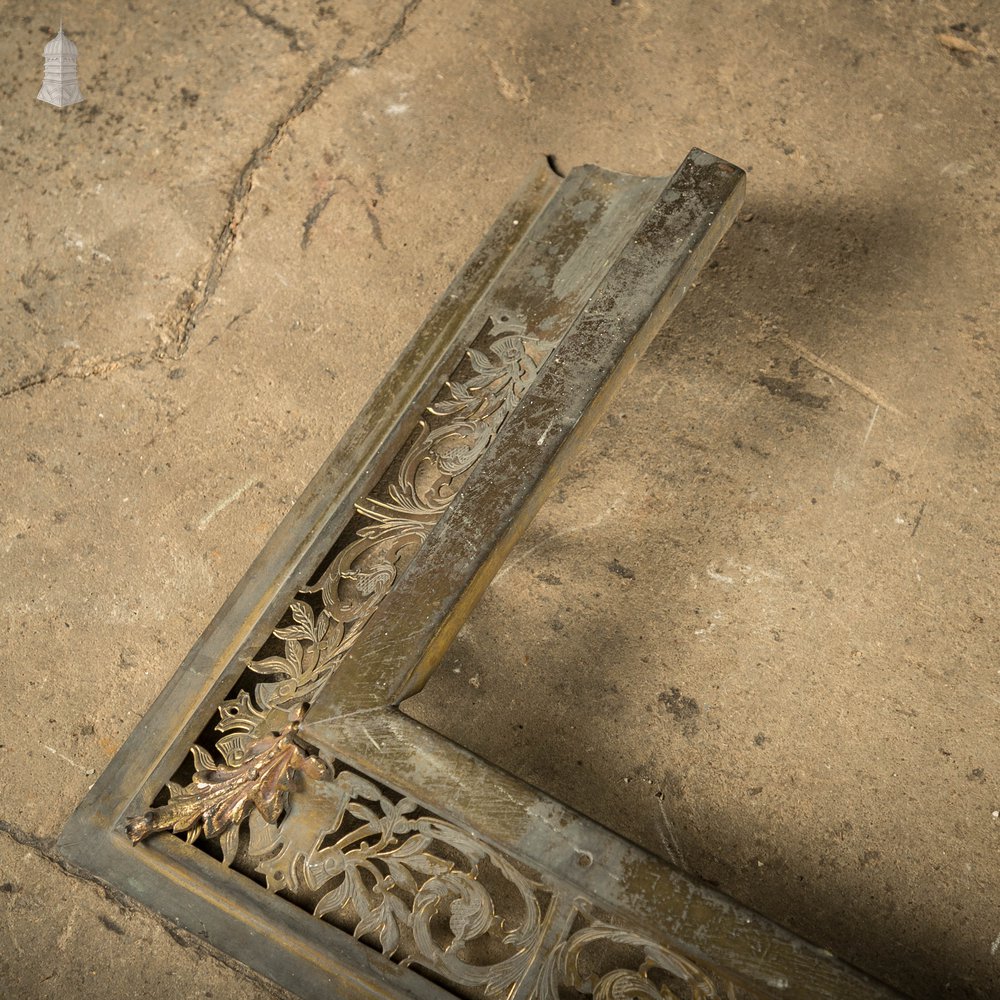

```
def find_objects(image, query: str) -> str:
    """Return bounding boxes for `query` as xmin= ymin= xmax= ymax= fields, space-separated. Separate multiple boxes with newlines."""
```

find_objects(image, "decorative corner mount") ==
xmin=125 ymin=705 xmax=327 ymax=856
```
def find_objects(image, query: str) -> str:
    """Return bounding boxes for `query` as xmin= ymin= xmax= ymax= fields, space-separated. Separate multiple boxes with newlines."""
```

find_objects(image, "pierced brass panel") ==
xmin=59 ymin=152 xmax=902 ymax=1000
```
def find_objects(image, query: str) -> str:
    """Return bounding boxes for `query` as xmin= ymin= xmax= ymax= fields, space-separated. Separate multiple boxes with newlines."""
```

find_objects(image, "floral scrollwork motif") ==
xmin=209 ymin=313 xmax=554 ymax=767
xmin=535 ymin=923 xmax=748 ymax=1000
xmin=244 ymin=765 xmax=549 ymax=997
xmin=127 ymin=313 xmax=557 ymax=974
xmin=125 ymin=705 xmax=327 ymax=862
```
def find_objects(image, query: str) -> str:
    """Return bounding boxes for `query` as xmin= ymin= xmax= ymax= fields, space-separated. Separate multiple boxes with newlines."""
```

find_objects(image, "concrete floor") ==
xmin=1 ymin=1 xmax=998 ymax=997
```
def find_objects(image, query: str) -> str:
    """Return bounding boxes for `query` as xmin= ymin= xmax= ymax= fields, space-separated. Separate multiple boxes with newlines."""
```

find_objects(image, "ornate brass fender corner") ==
xmin=61 ymin=153 xmax=903 ymax=1000
xmin=125 ymin=705 xmax=327 ymax=859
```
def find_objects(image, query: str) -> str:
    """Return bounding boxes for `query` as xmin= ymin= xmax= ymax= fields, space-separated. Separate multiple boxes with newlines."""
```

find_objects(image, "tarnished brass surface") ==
xmin=310 ymin=151 xmax=749 ymax=719
xmin=304 ymin=708 xmax=895 ymax=1000
xmin=59 ymin=153 xmax=902 ymax=1000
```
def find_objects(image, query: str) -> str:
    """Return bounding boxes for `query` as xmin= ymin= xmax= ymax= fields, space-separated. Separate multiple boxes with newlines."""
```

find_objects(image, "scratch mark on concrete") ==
xmin=197 ymin=479 xmax=256 ymax=530
xmin=861 ymin=404 xmax=879 ymax=448
xmin=42 ymin=745 xmax=89 ymax=774
xmin=56 ymin=901 xmax=80 ymax=950
xmin=654 ymin=796 xmax=687 ymax=870
xmin=235 ymin=0 xmax=305 ymax=51
xmin=160 ymin=0 xmax=424 ymax=357
xmin=990 ymin=930 xmax=1000 ymax=956
xmin=778 ymin=335 xmax=904 ymax=417
xmin=911 ymin=500 xmax=927 ymax=538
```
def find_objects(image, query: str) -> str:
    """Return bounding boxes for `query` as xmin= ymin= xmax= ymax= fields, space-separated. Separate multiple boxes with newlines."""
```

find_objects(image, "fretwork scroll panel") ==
xmin=240 ymin=761 xmax=555 ymax=1000
xmin=213 ymin=313 xmax=555 ymax=769
xmin=132 ymin=161 xmax=674 ymax=848
xmin=221 ymin=751 xmax=765 ymax=1000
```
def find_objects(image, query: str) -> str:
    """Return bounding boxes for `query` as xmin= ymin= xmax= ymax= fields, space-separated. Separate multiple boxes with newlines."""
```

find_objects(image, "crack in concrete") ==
xmin=365 ymin=204 xmax=386 ymax=250
xmin=235 ymin=0 xmax=305 ymax=52
xmin=0 ymin=818 xmax=290 ymax=998
xmin=159 ymin=0 xmax=424 ymax=360
xmin=0 ymin=350 xmax=148 ymax=400
xmin=301 ymin=173 xmax=387 ymax=251
xmin=301 ymin=188 xmax=337 ymax=249
xmin=2 ymin=2 xmax=423 ymax=398
xmin=0 ymin=817 xmax=57 ymax=857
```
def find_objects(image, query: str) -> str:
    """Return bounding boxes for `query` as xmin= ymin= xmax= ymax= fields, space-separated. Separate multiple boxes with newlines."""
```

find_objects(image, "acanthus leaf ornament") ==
xmin=535 ymin=922 xmax=752 ymax=1000
xmin=125 ymin=705 xmax=327 ymax=854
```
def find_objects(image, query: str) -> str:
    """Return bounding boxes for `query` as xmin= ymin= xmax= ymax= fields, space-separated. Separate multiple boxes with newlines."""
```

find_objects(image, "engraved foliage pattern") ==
xmin=246 ymin=764 xmax=550 ymax=998
xmin=214 ymin=313 xmax=555 ymax=767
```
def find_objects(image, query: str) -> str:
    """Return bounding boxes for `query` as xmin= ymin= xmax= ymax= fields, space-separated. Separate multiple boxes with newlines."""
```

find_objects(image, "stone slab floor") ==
xmin=1 ymin=1 xmax=998 ymax=997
